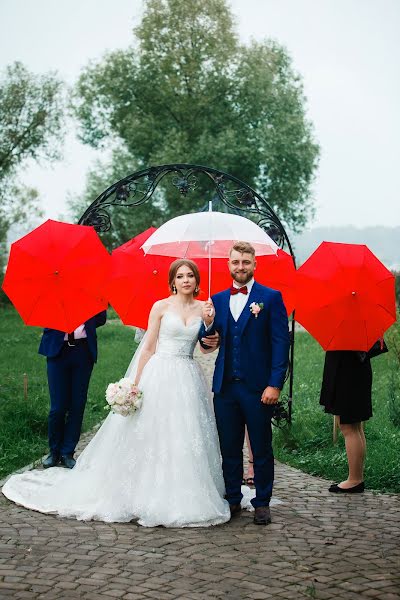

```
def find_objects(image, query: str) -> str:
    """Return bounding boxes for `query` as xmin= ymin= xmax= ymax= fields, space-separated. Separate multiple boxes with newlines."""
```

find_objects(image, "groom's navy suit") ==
xmin=38 ymin=311 xmax=107 ymax=457
xmin=199 ymin=282 xmax=289 ymax=508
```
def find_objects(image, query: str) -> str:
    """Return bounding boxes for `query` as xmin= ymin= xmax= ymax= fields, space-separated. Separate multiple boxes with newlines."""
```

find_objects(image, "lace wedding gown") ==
xmin=2 ymin=312 xmax=232 ymax=527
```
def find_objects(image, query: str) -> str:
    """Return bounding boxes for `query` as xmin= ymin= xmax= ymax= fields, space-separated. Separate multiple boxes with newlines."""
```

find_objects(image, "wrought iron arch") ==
xmin=79 ymin=163 xmax=297 ymax=424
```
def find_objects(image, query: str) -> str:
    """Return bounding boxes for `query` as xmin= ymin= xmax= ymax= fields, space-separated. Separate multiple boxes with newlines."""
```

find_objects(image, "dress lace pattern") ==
xmin=2 ymin=312 xmax=233 ymax=527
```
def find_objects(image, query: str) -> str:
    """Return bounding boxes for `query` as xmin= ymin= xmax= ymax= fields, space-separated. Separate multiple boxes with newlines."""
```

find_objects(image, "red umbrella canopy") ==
xmin=108 ymin=228 xmax=172 ymax=329
xmin=2 ymin=219 xmax=110 ymax=332
xmin=295 ymin=241 xmax=396 ymax=351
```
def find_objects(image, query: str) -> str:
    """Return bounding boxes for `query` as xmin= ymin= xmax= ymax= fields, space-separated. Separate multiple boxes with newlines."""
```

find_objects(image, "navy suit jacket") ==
xmin=38 ymin=311 xmax=107 ymax=363
xmin=199 ymin=282 xmax=290 ymax=394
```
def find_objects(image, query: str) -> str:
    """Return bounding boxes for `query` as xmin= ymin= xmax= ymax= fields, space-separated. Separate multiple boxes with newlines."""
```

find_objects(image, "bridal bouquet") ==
xmin=105 ymin=378 xmax=143 ymax=417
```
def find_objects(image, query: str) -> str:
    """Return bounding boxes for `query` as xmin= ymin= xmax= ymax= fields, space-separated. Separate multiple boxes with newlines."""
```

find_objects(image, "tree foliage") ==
xmin=0 ymin=62 xmax=64 ymax=182
xmin=72 ymin=0 xmax=319 ymax=235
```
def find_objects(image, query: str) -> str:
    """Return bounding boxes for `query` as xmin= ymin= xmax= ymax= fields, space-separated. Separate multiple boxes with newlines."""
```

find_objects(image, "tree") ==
xmin=72 ymin=0 xmax=319 ymax=235
xmin=0 ymin=62 xmax=64 ymax=182
xmin=0 ymin=62 xmax=64 ymax=302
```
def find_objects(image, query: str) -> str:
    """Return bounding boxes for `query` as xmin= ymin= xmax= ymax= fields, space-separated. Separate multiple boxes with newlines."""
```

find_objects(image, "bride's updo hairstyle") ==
xmin=168 ymin=259 xmax=201 ymax=297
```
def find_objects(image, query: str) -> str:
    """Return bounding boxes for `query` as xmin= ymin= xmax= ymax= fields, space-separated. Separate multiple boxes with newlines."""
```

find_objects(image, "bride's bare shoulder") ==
xmin=151 ymin=298 xmax=171 ymax=314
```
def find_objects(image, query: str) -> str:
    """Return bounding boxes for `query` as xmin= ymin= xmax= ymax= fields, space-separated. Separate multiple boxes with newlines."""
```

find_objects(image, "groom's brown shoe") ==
xmin=254 ymin=506 xmax=271 ymax=525
xmin=229 ymin=504 xmax=242 ymax=519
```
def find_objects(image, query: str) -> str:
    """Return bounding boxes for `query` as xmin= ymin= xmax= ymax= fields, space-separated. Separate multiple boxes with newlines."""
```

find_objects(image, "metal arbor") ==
xmin=79 ymin=163 xmax=297 ymax=425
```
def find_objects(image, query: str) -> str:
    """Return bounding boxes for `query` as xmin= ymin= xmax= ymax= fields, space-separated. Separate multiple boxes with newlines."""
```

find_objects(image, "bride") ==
xmin=2 ymin=259 xmax=233 ymax=527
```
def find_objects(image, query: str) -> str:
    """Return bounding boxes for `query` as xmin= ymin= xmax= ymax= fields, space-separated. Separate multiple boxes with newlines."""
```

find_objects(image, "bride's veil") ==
xmin=124 ymin=331 xmax=148 ymax=383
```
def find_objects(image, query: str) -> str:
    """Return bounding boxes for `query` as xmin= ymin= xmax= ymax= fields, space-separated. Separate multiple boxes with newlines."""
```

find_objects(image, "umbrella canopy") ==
xmin=2 ymin=219 xmax=110 ymax=332
xmin=295 ymin=241 xmax=396 ymax=350
xmin=108 ymin=228 xmax=172 ymax=329
xmin=141 ymin=211 xmax=279 ymax=258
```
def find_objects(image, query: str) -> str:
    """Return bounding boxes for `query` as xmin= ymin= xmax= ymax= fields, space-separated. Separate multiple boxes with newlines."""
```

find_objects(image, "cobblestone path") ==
xmin=0 ymin=351 xmax=399 ymax=600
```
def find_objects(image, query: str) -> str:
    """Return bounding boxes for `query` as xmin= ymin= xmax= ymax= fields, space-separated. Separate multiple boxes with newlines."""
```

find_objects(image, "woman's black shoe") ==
xmin=329 ymin=482 xmax=365 ymax=493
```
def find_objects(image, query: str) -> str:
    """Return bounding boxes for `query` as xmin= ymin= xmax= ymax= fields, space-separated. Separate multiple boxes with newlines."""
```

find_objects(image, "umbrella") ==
xmin=141 ymin=210 xmax=279 ymax=298
xmin=108 ymin=228 xmax=172 ymax=329
xmin=141 ymin=210 xmax=278 ymax=258
xmin=2 ymin=219 xmax=110 ymax=332
xmin=295 ymin=241 xmax=396 ymax=350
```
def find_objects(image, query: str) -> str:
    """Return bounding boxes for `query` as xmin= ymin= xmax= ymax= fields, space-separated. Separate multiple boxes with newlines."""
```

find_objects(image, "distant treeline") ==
xmin=291 ymin=226 xmax=400 ymax=270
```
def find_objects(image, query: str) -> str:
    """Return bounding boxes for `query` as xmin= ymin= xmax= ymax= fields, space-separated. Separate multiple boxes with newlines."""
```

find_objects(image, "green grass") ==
xmin=274 ymin=321 xmax=400 ymax=493
xmin=0 ymin=307 xmax=136 ymax=479
xmin=1 ymin=306 xmax=399 ymax=493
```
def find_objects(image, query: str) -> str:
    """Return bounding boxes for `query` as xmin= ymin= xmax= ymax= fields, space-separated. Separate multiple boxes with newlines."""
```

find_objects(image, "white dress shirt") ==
xmin=230 ymin=278 xmax=254 ymax=321
xmin=204 ymin=278 xmax=254 ymax=331
xmin=63 ymin=324 xmax=87 ymax=341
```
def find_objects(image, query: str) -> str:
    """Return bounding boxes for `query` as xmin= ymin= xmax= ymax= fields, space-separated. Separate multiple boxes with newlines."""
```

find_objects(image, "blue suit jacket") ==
xmin=199 ymin=282 xmax=290 ymax=394
xmin=38 ymin=311 xmax=107 ymax=363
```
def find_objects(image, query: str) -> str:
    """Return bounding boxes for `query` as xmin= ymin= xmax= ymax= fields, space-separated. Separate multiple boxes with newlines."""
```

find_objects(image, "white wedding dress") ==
xmin=2 ymin=312 xmax=234 ymax=527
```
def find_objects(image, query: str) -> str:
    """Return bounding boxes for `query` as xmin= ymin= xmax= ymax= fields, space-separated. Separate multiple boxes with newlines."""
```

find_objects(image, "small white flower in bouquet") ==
xmin=105 ymin=378 xmax=143 ymax=417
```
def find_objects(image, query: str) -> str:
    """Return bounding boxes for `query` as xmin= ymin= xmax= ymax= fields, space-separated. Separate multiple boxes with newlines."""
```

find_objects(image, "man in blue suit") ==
xmin=200 ymin=242 xmax=289 ymax=525
xmin=38 ymin=311 xmax=107 ymax=469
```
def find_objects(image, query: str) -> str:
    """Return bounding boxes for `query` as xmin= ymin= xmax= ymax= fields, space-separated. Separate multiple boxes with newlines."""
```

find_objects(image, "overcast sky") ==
xmin=1 ymin=0 xmax=399 ymax=230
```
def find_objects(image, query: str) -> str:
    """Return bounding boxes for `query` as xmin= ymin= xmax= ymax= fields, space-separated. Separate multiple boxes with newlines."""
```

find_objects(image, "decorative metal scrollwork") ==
xmin=172 ymin=173 xmax=197 ymax=195
xmin=272 ymin=395 xmax=291 ymax=429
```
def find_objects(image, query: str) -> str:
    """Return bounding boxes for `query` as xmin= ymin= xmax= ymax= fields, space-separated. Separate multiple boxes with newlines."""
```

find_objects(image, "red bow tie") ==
xmin=230 ymin=285 xmax=248 ymax=295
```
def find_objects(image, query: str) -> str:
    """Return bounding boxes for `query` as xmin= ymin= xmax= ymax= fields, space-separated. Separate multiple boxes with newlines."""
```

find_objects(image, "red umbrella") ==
xmin=108 ymin=228 xmax=172 ymax=329
xmin=2 ymin=219 xmax=110 ymax=332
xmin=295 ymin=241 xmax=396 ymax=350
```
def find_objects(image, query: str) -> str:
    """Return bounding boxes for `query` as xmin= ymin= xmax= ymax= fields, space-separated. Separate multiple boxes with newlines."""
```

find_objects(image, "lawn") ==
xmin=0 ymin=307 xmax=136 ymax=479
xmin=1 ymin=306 xmax=399 ymax=492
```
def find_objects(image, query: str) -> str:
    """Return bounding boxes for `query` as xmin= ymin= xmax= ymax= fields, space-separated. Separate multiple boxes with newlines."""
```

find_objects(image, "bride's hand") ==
xmin=202 ymin=300 xmax=215 ymax=326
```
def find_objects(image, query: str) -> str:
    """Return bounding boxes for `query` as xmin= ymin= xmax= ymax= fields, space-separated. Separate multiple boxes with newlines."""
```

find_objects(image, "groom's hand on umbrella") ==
xmin=261 ymin=386 xmax=280 ymax=405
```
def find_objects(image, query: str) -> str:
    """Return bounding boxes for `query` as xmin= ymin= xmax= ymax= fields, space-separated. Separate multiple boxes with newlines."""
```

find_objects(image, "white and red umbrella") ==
xmin=141 ymin=210 xmax=279 ymax=297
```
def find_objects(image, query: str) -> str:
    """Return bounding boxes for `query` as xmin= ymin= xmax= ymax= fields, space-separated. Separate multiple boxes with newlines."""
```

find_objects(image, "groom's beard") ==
xmin=230 ymin=270 xmax=254 ymax=285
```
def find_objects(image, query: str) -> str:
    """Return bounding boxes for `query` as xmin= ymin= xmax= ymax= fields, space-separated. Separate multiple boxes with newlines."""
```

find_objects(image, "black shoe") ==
xmin=229 ymin=504 xmax=242 ymax=518
xmin=253 ymin=506 xmax=271 ymax=525
xmin=60 ymin=454 xmax=76 ymax=469
xmin=43 ymin=453 xmax=60 ymax=469
xmin=329 ymin=482 xmax=365 ymax=494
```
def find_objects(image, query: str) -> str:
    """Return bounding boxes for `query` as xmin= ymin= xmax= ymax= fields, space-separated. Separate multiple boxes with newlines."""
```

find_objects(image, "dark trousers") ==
xmin=46 ymin=342 xmax=94 ymax=456
xmin=214 ymin=381 xmax=274 ymax=508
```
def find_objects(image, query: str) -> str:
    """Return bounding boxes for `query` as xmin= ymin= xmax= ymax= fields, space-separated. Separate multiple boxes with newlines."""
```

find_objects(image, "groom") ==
xmin=200 ymin=241 xmax=290 ymax=525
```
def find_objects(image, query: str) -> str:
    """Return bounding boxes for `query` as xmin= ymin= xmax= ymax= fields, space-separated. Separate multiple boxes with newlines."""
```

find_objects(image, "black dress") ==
xmin=319 ymin=351 xmax=372 ymax=424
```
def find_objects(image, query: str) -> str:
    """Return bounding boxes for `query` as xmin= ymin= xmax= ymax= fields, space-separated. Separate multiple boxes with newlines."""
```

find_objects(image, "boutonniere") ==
xmin=250 ymin=302 xmax=264 ymax=318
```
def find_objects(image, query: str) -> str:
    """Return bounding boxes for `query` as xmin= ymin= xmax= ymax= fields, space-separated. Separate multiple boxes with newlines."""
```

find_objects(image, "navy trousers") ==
xmin=214 ymin=381 xmax=274 ymax=508
xmin=46 ymin=342 xmax=94 ymax=456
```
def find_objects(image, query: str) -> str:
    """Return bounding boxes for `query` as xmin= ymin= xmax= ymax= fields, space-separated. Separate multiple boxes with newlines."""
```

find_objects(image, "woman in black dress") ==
xmin=320 ymin=351 xmax=373 ymax=493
